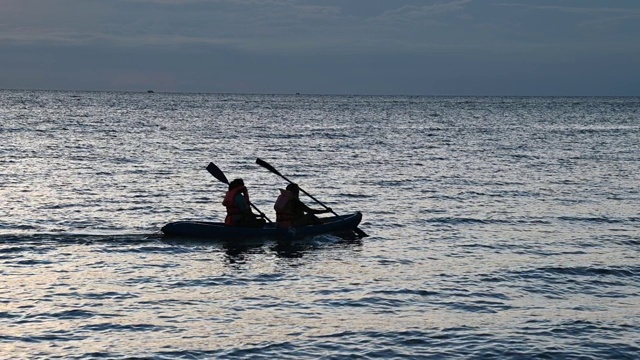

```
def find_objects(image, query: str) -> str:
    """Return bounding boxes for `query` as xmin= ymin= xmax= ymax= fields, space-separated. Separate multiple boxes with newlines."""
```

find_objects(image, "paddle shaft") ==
xmin=255 ymin=158 xmax=368 ymax=237
xmin=272 ymin=172 xmax=339 ymax=217
xmin=206 ymin=162 xmax=272 ymax=223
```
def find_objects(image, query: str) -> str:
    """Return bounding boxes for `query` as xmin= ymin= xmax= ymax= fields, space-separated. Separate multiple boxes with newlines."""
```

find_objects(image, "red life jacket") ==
xmin=222 ymin=186 xmax=250 ymax=226
xmin=274 ymin=189 xmax=295 ymax=228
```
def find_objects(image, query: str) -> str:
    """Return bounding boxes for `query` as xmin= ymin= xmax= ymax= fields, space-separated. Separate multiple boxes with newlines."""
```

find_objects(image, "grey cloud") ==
xmin=1 ymin=0 xmax=638 ymax=95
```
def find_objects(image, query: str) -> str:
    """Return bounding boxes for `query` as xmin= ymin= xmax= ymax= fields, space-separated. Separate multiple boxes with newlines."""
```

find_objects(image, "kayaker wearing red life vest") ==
xmin=274 ymin=183 xmax=332 ymax=228
xmin=222 ymin=178 xmax=265 ymax=227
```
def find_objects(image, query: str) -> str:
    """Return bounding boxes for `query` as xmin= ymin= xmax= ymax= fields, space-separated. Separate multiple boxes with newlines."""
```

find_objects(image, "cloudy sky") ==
xmin=1 ymin=0 xmax=639 ymax=95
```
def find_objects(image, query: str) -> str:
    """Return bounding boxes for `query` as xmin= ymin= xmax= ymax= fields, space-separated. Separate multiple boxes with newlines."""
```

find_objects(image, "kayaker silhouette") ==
xmin=222 ymin=178 xmax=266 ymax=227
xmin=274 ymin=183 xmax=332 ymax=228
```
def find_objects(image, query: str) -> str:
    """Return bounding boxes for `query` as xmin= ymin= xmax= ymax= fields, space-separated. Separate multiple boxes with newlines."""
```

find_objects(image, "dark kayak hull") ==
xmin=161 ymin=212 xmax=363 ymax=240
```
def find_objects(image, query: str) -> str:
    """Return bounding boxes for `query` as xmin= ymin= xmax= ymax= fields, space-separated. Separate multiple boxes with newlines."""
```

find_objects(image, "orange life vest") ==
xmin=274 ymin=189 xmax=295 ymax=228
xmin=222 ymin=186 xmax=250 ymax=226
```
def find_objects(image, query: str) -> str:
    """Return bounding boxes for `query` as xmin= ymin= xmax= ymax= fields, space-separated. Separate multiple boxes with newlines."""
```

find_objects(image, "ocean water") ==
xmin=0 ymin=90 xmax=639 ymax=359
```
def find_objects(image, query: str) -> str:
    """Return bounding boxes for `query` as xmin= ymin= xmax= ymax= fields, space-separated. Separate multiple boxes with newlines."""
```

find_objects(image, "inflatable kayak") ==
xmin=161 ymin=212 xmax=363 ymax=240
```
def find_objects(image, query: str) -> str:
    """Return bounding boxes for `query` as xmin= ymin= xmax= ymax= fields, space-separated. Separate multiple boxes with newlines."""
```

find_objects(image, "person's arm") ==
xmin=235 ymin=194 xmax=254 ymax=215
xmin=299 ymin=200 xmax=331 ymax=215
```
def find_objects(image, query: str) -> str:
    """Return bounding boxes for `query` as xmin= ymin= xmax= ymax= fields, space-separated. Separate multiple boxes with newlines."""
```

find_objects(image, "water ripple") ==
xmin=1 ymin=92 xmax=639 ymax=359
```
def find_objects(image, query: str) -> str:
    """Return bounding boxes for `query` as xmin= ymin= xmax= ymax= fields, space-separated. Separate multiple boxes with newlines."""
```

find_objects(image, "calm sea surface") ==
xmin=1 ymin=90 xmax=639 ymax=359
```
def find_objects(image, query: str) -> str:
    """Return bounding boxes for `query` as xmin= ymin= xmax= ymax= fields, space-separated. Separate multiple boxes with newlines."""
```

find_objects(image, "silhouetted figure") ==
xmin=222 ymin=178 xmax=265 ymax=227
xmin=274 ymin=183 xmax=331 ymax=228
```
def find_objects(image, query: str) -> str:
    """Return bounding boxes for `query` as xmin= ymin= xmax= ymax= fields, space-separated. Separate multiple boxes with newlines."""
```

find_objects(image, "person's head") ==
xmin=229 ymin=178 xmax=244 ymax=190
xmin=286 ymin=183 xmax=299 ymax=197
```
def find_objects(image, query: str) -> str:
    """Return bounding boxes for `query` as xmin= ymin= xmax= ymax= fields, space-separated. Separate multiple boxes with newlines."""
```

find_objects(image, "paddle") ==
xmin=255 ymin=158 xmax=368 ymax=237
xmin=206 ymin=162 xmax=272 ymax=223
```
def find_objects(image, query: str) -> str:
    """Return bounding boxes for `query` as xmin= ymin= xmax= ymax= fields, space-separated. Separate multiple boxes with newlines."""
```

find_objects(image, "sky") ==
xmin=1 ymin=0 xmax=639 ymax=96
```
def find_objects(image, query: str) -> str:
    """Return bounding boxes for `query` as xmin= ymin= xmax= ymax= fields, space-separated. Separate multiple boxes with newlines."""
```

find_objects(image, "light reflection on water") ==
xmin=1 ymin=91 xmax=639 ymax=358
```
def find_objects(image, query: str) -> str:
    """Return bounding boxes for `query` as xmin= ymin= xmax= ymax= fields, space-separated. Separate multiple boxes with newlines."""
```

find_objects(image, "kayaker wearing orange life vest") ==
xmin=274 ymin=183 xmax=332 ymax=228
xmin=222 ymin=178 xmax=265 ymax=227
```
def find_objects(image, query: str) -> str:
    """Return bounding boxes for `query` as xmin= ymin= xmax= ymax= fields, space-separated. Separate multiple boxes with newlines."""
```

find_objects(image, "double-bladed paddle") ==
xmin=206 ymin=162 xmax=272 ymax=223
xmin=255 ymin=158 xmax=368 ymax=237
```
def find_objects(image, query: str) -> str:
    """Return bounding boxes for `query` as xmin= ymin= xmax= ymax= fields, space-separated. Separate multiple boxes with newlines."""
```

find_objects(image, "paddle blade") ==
xmin=256 ymin=158 xmax=282 ymax=176
xmin=354 ymin=228 xmax=369 ymax=237
xmin=206 ymin=162 xmax=229 ymax=184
